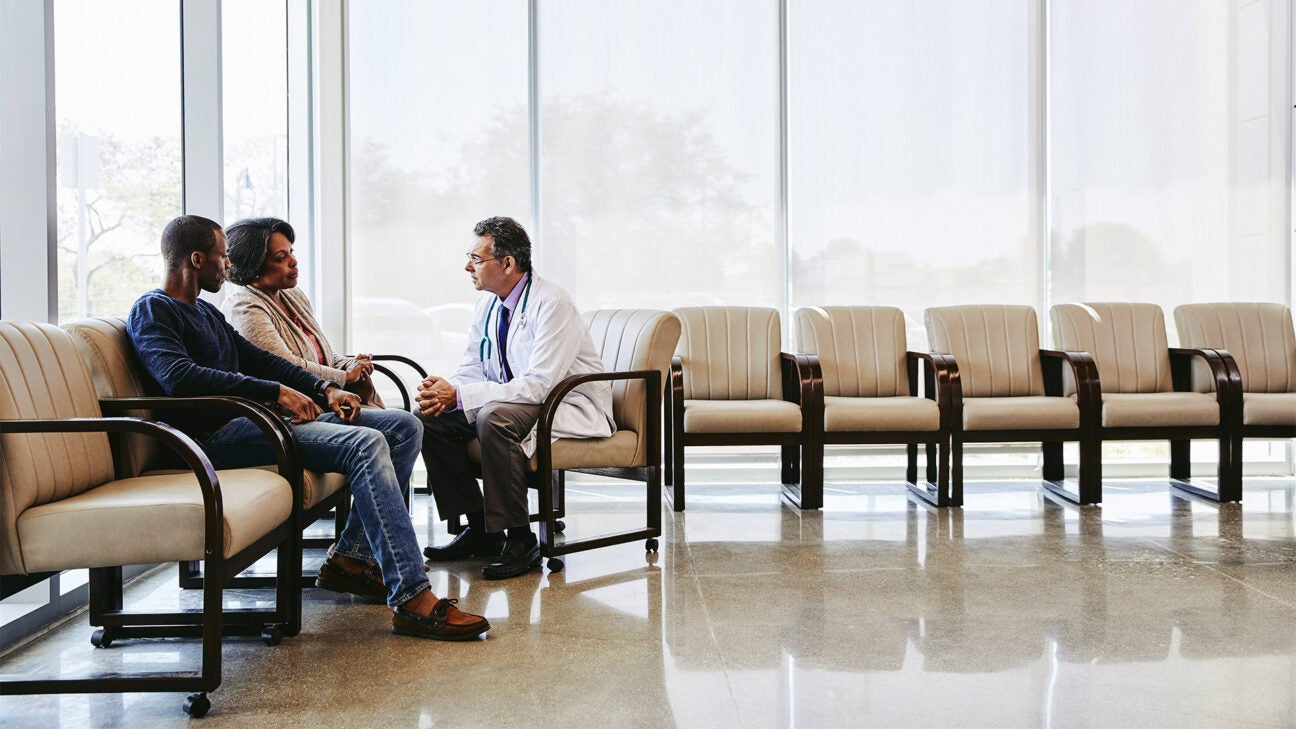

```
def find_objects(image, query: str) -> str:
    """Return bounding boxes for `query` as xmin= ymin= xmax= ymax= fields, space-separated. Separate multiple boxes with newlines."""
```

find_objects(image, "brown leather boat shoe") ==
xmin=392 ymin=598 xmax=490 ymax=641
xmin=315 ymin=555 xmax=387 ymax=600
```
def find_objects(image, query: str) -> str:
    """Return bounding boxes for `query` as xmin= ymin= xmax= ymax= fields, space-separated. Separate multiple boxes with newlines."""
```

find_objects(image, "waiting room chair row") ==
xmin=666 ymin=302 xmax=1296 ymax=509
xmin=0 ymin=308 xmax=680 ymax=715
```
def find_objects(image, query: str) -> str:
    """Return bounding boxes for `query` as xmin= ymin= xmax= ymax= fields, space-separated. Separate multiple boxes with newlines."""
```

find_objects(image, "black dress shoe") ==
xmin=423 ymin=527 xmax=504 ymax=562
xmin=482 ymin=539 xmax=542 ymax=580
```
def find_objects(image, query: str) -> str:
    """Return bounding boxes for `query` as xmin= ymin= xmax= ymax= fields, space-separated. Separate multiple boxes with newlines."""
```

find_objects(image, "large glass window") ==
xmin=222 ymin=0 xmax=288 ymax=224
xmin=788 ymin=0 xmax=1038 ymax=350
xmin=1047 ymin=0 xmax=1290 ymax=323
xmin=538 ymin=0 xmax=781 ymax=310
xmin=348 ymin=1 xmax=529 ymax=376
xmin=54 ymin=0 xmax=182 ymax=322
xmin=1048 ymin=0 xmax=1292 ymax=466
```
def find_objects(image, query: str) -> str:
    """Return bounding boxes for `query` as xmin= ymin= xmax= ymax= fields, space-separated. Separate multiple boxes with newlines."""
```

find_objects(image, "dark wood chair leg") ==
xmin=672 ymin=434 xmax=686 ymax=512
xmin=1042 ymin=441 xmax=1065 ymax=482
xmin=925 ymin=441 xmax=938 ymax=485
xmin=797 ymin=441 xmax=823 ymax=510
xmin=939 ymin=436 xmax=956 ymax=506
xmin=951 ymin=434 xmax=964 ymax=507
xmin=1078 ymin=435 xmax=1102 ymax=505
xmin=1169 ymin=439 xmax=1191 ymax=481
xmin=905 ymin=443 xmax=918 ymax=484
xmin=663 ymin=415 xmax=674 ymax=487
xmin=1216 ymin=433 xmax=1242 ymax=502
xmin=780 ymin=444 xmax=800 ymax=485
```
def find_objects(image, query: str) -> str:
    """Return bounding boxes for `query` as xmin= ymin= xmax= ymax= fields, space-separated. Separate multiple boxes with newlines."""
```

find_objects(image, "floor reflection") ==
xmin=3 ymin=478 xmax=1296 ymax=728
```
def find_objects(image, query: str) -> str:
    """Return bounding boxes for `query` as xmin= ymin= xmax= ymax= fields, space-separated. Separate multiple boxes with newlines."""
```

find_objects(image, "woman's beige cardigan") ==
xmin=221 ymin=284 xmax=354 ymax=386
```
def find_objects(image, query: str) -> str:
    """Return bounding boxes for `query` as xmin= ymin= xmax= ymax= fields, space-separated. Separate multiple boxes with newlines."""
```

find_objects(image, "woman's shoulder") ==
xmin=220 ymin=285 xmax=275 ymax=319
xmin=221 ymin=284 xmax=260 ymax=305
xmin=281 ymin=287 xmax=317 ymax=312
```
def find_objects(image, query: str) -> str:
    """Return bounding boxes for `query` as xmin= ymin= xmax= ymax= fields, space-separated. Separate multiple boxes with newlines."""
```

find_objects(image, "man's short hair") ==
xmin=160 ymin=215 xmax=222 ymax=271
xmin=225 ymin=217 xmax=296 ymax=285
xmin=474 ymin=216 xmax=532 ymax=273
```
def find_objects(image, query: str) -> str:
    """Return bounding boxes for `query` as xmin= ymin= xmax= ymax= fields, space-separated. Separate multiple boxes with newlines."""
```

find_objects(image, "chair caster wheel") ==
xmin=646 ymin=538 xmax=659 ymax=553
xmin=547 ymin=558 xmax=564 ymax=572
xmin=261 ymin=626 xmax=283 ymax=646
xmin=183 ymin=692 xmax=211 ymax=717
xmin=91 ymin=628 xmax=114 ymax=648
xmin=554 ymin=520 xmax=566 ymax=534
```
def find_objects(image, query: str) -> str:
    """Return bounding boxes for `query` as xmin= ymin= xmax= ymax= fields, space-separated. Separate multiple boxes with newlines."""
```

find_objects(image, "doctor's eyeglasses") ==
xmin=466 ymin=253 xmax=502 ymax=267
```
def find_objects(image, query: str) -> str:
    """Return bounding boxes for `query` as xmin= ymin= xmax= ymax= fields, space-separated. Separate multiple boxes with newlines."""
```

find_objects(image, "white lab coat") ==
xmin=451 ymin=273 xmax=614 ymax=456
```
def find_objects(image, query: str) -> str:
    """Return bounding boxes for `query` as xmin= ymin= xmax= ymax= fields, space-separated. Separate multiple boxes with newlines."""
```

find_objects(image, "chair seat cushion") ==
xmin=1100 ymin=392 xmax=1219 ymax=428
xmin=683 ymin=399 xmax=803 ymax=433
xmin=296 ymin=468 xmax=346 ymax=509
xmin=962 ymin=396 xmax=1078 ymax=431
xmin=1244 ymin=392 xmax=1296 ymax=426
xmin=16 ymin=468 xmax=292 ymax=573
xmin=467 ymin=430 xmax=642 ymax=471
xmin=145 ymin=466 xmax=345 ymax=510
xmin=823 ymin=396 xmax=939 ymax=432
xmin=548 ymin=431 xmax=641 ymax=469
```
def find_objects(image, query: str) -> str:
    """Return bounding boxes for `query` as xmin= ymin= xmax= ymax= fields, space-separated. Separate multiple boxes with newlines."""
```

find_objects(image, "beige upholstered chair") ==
xmin=63 ymin=317 xmax=348 ymax=589
xmin=530 ymin=309 xmax=680 ymax=570
xmin=1052 ymin=302 xmax=1240 ymax=502
xmin=0 ymin=321 xmax=298 ymax=717
xmin=667 ymin=306 xmax=821 ymax=510
xmin=794 ymin=306 xmax=957 ymax=506
xmin=925 ymin=305 xmax=1101 ymax=504
xmin=1174 ymin=301 xmax=1296 ymax=450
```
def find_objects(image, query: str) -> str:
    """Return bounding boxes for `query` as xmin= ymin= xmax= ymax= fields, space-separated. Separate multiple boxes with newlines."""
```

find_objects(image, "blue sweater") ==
xmin=127 ymin=289 xmax=323 ymax=438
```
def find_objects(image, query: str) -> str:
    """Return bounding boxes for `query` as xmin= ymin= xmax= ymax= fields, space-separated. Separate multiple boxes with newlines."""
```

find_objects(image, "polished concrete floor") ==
xmin=3 ymin=477 xmax=1296 ymax=728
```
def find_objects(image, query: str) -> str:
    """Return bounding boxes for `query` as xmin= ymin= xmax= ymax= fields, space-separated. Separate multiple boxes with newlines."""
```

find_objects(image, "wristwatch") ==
xmin=313 ymin=379 xmax=337 ymax=400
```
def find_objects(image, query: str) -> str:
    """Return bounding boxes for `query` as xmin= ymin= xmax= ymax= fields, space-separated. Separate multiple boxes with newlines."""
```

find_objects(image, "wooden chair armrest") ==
xmin=780 ymin=352 xmax=823 ymax=438
xmin=100 ymin=395 xmax=302 ymax=510
xmin=370 ymin=354 xmax=429 ymax=380
xmin=0 ymin=416 xmax=224 ymax=561
xmin=1169 ymin=347 xmax=1242 ymax=421
xmin=534 ymin=369 xmax=662 ymax=470
xmin=779 ymin=352 xmax=822 ymax=406
xmin=908 ymin=351 xmax=960 ymax=430
xmin=1039 ymin=349 xmax=1101 ymax=431
xmin=370 ymin=355 xmax=431 ymax=412
xmin=670 ymin=356 xmax=685 ymax=434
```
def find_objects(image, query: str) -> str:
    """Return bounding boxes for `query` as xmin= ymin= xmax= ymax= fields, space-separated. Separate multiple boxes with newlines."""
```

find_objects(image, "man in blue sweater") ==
xmin=127 ymin=214 xmax=488 ymax=641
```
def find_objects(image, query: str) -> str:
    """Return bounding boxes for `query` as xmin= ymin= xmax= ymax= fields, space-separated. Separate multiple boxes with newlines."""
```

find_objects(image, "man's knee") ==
xmin=475 ymin=402 xmax=537 ymax=443
xmin=353 ymin=426 xmax=389 ymax=454
xmin=389 ymin=408 xmax=423 ymax=442
xmin=475 ymin=402 xmax=515 ymax=441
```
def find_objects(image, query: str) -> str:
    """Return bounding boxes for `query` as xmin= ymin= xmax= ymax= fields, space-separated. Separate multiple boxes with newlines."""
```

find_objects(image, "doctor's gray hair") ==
xmin=474 ymin=216 xmax=532 ymax=273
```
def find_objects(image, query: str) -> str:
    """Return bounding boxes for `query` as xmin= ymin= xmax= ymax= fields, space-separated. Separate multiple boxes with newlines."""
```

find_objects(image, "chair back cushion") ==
xmin=1174 ymin=303 xmax=1296 ymax=393
xmin=583 ymin=309 xmax=682 ymax=466
xmin=924 ymin=305 xmax=1044 ymax=397
xmin=674 ymin=306 xmax=783 ymax=401
xmin=795 ymin=306 xmax=908 ymax=398
xmin=63 ymin=316 xmax=158 ymax=476
xmin=1051 ymin=303 xmax=1173 ymax=393
xmin=0 ymin=321 xmax=115 ymax=575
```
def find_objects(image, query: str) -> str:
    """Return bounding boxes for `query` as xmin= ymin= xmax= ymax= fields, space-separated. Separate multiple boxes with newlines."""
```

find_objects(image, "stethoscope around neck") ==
xmin=478 ymin=275 xmax=533 ymax=363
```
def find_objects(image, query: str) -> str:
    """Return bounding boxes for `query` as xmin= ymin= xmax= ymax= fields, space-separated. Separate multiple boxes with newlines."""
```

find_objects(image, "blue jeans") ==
xmin=205 ymin=408 xmax=428 ymax=608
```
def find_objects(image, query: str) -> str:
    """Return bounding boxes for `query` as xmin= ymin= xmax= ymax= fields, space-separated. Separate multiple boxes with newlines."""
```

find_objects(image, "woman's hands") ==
xmin=345 ymin=353 xmax=375 ymax=384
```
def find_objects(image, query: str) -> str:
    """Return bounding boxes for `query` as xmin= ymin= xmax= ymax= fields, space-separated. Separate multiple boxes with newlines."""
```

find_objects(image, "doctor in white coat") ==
xmin=417 ymin=216 xmax=613 ymax=580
